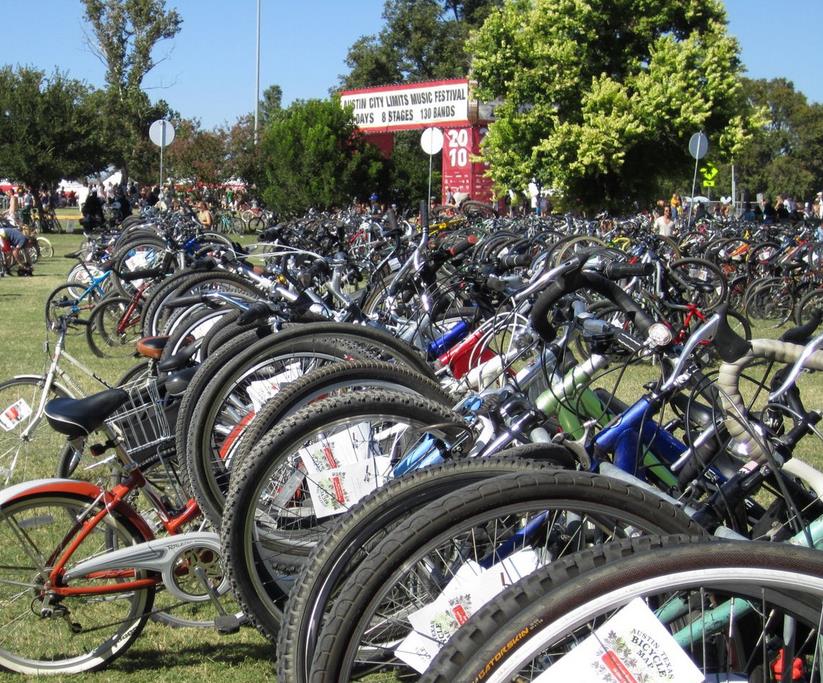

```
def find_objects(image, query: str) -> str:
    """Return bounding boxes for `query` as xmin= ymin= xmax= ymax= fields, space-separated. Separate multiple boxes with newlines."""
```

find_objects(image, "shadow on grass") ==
xmin=112 ymin=640 xmax=275 ymax=673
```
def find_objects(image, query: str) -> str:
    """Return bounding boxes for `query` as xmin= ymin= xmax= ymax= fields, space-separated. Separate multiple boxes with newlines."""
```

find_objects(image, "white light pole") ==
xmin=254 ymin=0 xmax=261 ymax=145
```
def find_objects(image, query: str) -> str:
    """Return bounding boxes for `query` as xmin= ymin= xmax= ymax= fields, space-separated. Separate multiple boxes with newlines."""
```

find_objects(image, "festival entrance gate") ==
xmin=340 ymin=78 xmax=496 ymax=205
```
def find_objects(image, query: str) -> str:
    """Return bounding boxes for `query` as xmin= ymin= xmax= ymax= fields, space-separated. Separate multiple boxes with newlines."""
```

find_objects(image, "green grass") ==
xmin=0 ymin=234 xmax=274 ymax=682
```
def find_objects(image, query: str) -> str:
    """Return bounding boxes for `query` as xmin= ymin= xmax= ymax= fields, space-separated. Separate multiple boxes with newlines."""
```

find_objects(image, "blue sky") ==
xmin=3 ymin=0 xmax=820 ymax=130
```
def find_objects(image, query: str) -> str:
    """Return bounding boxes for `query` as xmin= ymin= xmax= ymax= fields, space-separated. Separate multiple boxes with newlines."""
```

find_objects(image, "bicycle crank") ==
xmin=63 ymin=531 xmax=231 ymax=603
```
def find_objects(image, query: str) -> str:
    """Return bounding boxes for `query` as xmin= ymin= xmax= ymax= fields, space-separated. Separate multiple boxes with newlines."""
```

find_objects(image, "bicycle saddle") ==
xmin=136 ymin=336 xmax=169 ymax=360
xmin=44 ymin=389 xmax=129 ymax=438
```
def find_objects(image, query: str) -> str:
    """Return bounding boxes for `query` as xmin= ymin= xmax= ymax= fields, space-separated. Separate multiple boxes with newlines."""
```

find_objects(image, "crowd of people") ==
xmin=647 ymin=191 xmax=823 ymax=237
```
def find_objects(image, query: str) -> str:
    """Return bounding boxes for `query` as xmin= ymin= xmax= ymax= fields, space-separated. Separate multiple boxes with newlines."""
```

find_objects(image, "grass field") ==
xmin=0 ymin=234 xmax=821 ymax=681
xmin=0 ymin=234 xmax=274 ymax=682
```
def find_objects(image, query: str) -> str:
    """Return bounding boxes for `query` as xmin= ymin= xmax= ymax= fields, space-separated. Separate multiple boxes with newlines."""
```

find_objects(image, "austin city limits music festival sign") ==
xmin=340 ymin=79 xmax=470 ymax=132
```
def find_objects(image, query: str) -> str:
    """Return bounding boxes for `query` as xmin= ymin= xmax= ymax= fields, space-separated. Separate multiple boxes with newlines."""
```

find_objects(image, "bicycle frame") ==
xmin=17 ymin=324 xmax=112 ymax=441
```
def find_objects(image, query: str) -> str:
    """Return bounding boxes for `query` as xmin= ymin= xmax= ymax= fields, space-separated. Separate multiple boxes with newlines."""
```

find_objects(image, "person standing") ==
xmin=654 ymin=205 xmax=675 ymax=237
xmin=5 ymin=189 xmax=19 ymax=227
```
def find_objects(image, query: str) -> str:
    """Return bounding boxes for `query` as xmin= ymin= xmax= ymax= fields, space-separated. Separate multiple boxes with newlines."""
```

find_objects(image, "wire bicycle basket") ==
xmin=104 ymin=376 xmax=174 ymax=463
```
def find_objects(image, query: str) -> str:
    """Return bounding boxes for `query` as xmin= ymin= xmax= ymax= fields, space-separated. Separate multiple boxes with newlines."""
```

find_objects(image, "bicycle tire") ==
xmin=222 ymin=388 xmax=462 ymax=566
xmin=110 ymin=236 xmax=168 ymax=297
xmin=141 ymin=271 xmax=261 ymax=337
xmin=276 ymin=449 xmax=586 ymax=683
xmin=173 ymin=329 xmax=266 ymax=491
xmin=422 ymin=537 xmax=823 ymax=683
xmin=185 ymin=338 xmax=366 ymax=525
xmin=0 ymin=376 xmax=75 ymax=484
xmin=745 ymin=276 xmax=795 ymax=326
xmin=159 ymin=306 xmax=232 ymax=363
xmin=232 ymin=359 xmax=455 ymax=476
xmin=45 ymin=282 xmax=102 ymax=332
xmin=309 ymin=470 xmax=703 ymax=681
xmin=85 ymin=296 xmax=142 ymax=358
xmin=550 ymin=235 xmax=608 ymax=265
xmin=0 ymin=491 xmax=154 ymax=674
xmin=247 ymin=216 xmax=265 ymax=232
xmin=794 ymin=286 xmax=823 ymax=325
xmin=668 ymin=257 xmax=727 ymax=312
xmin=36 ymin=236 xmax=54 ymax=258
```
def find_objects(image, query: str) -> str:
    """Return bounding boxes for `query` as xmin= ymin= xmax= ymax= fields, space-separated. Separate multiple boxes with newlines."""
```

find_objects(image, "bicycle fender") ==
xmin=0 ymin=478 xmax=154 ymax=541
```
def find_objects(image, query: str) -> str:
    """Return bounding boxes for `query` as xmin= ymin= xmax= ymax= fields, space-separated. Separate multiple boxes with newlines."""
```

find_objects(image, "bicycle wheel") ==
xmin=36 ymin=236 xmax=54 ymax=258
xmin=246 ymin=216 xmax=265 ymax=233
xmin=309 ymin=470 xmax=703 ymax=681
xmin=222 ymin=389 xmax=462 ymax=577
xmin=275 ymin=451 xmax=603 ymax=683
xmin=422 ymin=537 xmax=823 ymax=683
xmin=550 ymin=236 xmax=607 ymax=265
xmin=0 ymin=492 xmax=153 ymax=674
xmin=85 ymin=296 xmax=143 ymax=358
xmin=66 ymin=264 xmax=107 ymax=298
xmin=795 ymin=287 xmax=823 ymax=325
xmin=0 ymin=376 xmax=75 ymax=484
xmin=232 ymin=359 xmax=455 ymax=476
xmin=668 ymin=257 xmax=727 ymax=312
xmin=45 ymin=282 xmax=101 ymax=333
xmin=745 ymin=277 xmax=795 ymax=327
xmin=186 ymin=339 xmax=366 ymax=524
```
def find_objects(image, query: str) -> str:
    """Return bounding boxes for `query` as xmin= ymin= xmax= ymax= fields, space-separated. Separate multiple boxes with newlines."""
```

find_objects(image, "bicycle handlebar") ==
xmin=529 ymin=263 xmax=655 ymax=343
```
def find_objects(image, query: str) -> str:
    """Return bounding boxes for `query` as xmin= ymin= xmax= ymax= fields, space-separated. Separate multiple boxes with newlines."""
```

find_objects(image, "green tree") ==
xmin=0 ymin=67 xmax=107 ymax=223
xmin=82 ymin=0 xmax=182 ymax=183
xmin=165 ymin=118 xmax=227 ymax=186
xmin=260 ymin=99 xmax=388 ymax=216
xmin=728 ymin=78 xmax=823 ymax=203
xmin=224 ymin=114 xmax=263 ymax=188
xmin=259 ymin=84 xmax=283 ymax=126
xmin=342 ymin=0 xmax=501 ymax=89
xmin=468 ymin=0 xmax=757 ymax=210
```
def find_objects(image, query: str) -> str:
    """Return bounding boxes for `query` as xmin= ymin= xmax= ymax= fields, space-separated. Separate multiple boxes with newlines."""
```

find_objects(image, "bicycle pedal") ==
xmin=214 ymin=614 xmax=241 ymax=635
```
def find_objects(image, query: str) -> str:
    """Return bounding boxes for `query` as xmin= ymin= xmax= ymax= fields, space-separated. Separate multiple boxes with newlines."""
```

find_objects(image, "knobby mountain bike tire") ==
xmin=421 ymin=536 xmax=823 ymax=683
xmin=184 ymin=338 xmax=368 ymax=524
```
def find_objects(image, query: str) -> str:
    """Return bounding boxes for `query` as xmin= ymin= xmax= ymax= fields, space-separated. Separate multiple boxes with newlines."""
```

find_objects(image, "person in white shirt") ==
xmin=654 ymin=205 xmax=675 ymax=237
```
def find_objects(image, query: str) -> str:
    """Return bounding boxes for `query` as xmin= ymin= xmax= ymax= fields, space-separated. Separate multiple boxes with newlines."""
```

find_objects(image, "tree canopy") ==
xmin=0 ymin=67 xmax=107 ymax=191
xmin=82 ymin=0 xmax=182 ymax=183
xmin=730 ymin=78 xmax=823 ymax=202
xmin=341 ymin=0 xmax=500 ymax=90
xmin=468 ymin=0 xmax=758 ymax=210
xmin=260 ymin=99 xmax=388 ymax=216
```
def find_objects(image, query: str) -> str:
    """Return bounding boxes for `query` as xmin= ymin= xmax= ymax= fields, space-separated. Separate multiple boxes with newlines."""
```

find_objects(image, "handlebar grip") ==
xmin=237 ymin=301 xmax=276 ymax=325
xmin=446 ymin=235 xmax=478 ymax=258
xmin=499 ymin=253 xmax=531 ymax=269
xmin=118 ymin=267 xmax=165 ymax=282
xmin=602 ymin=261 xmax=654 ymax=280
xmin=530 ymin=269 xmax=655 ymax=343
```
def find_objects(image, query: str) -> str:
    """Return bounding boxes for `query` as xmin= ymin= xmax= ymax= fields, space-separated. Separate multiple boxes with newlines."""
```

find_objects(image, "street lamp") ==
xmin=254 ymin=0 xmax=261 ymax=145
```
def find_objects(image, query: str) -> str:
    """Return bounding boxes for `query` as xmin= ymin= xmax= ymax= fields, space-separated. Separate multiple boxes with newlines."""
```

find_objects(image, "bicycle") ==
xmin=0 ymin=373 xmax=241 ymax=674
xmin=0 ymin=314 xmax=119 ymax=485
